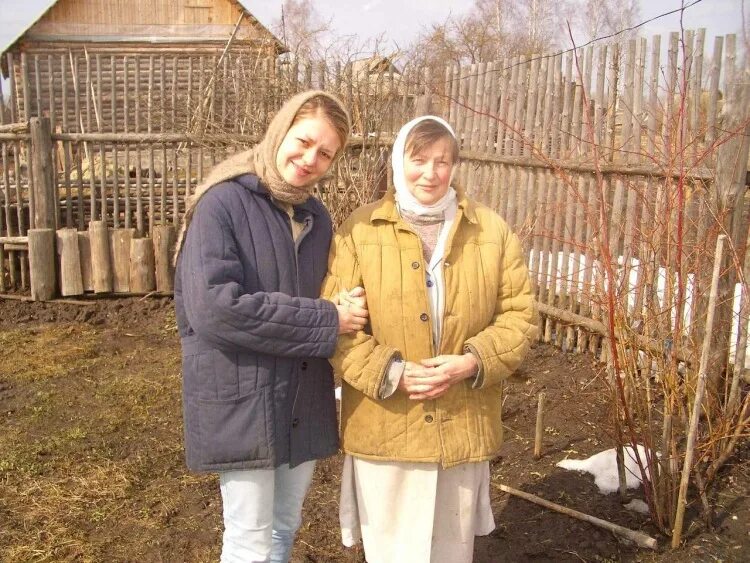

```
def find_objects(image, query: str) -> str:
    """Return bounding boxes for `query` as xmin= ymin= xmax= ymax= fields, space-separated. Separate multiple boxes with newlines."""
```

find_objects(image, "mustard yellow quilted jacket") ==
xmin=322 ymin=189 xmax=538 ymax=468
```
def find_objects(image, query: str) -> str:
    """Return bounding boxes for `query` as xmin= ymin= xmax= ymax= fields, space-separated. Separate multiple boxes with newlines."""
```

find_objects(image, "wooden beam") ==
xmin=536 ymin=301 xmax=695 ymax=364
xmin=495 ymin=483 xmax=658 ymax=550
xmin=0 ymin=123 xmax=28 ymax=133
xmin=0 ymin=236 xmax=29 ymax=245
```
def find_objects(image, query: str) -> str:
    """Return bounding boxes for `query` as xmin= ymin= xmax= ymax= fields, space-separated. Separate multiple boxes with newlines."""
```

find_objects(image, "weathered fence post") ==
xmin=704 ymin=82 xmax=750 ymax=394
xmin=153 ymin=225 xmax=175 ymax=293
xmin=77 ymin=231 xmax=94 ymax=291
xmin=89 ymin=220 xmax=112 ymax=293
xmin=673 ymin=235 xmax=727 ymax=548
xmin=0 ymin=71 xmax=7 ymax=294
xmin=534 ymin=392 xmax=545 ymax=460
xmin=28 ymin=117 xmax=57 ymax=300
xmin=129 ymin=236 xmax=155 ymax=294
xmin=0 ymin=244 xmax=6 ymax=292
xmin=30 ymin=117 xmax=56 ymax=231
xmin=110 ymin=228 xmax=135 ymax=292
xmin=56 ymin=228 xmax=83 ymax=296
xmin=28 ymin=229 xmax=55 ymax=300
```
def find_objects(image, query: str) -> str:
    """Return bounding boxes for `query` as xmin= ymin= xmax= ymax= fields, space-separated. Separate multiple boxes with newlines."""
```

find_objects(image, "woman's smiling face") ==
xmin=275 ymin=113 xmax=342 ymax=188
xmin=403 ymin=136 xmax=454 ymax=206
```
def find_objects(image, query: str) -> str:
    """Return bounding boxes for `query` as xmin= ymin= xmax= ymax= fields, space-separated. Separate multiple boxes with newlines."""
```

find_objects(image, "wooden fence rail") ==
xmin=1 ymin=30 xmax=748 ymax=376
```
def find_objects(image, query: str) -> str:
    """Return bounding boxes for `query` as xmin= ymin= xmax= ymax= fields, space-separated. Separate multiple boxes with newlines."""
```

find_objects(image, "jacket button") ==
xmin=426 ymin=279 xmax=433 ymax=288
xmin=292 ymin=418 xmax=300 ymax=428
xmin=425 ymin=415 xmax=434 ymax=423
xmin=301 ymin=361 xmax=308 ymax=370
xmin=444 ymin=261 xmax=451 ymax=267
xmin=420 ymin=313 xmax=428 ymax=322
xmin=411 ymin=261 xmax=420 ymax=269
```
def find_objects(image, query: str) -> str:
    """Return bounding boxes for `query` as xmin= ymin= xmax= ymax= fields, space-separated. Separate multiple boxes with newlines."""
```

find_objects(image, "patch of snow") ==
xmin=556 ymin=445 xmax=656 ymax=494
xmin=625 ymin=499 xmax=650 ymax=514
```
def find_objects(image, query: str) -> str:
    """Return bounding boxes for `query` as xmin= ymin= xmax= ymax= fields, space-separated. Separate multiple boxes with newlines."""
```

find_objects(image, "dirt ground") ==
xmin=0 ymin=296 xmax=747 ymax=562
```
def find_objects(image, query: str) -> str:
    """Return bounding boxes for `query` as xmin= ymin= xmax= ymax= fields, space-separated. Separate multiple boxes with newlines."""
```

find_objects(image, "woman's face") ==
xmin=276 ymin=115 xmax=341 ymax=187
xmin=403 ymin=136 xmax=454 ymax=206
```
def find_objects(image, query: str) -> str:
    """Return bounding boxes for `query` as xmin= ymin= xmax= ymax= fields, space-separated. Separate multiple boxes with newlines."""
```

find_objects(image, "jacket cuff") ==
xmin=463 ymin=344 xmax=485 ymax=389
xmin=379 ymin=354 xmax=405 ymax=399
xmin=319 ymin=299 xmax=342 ymax=357
xmin=359 ymin=345 xmax=402 ymax=400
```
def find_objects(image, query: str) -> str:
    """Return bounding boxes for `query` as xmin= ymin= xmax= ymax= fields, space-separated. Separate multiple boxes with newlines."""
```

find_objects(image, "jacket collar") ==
xmin=236 ymin=173 xmax=322 ymax=217
xmin=370 ymin=187 xmax=479 ymax=225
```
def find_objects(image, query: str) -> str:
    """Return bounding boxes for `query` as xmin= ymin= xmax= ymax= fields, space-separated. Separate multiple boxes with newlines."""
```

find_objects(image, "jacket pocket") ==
xmin=197 ymin=388 xmax=271 ymax=465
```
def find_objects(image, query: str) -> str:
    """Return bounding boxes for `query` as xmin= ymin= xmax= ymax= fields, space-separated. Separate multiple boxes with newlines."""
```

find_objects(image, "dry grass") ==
xmin=0 ymin=318 xmax=219 ymax=562
xmin=1 ymin=301 xmax=746 ymax=562
xmin=0 ymin=325 xmax=100 ymax=382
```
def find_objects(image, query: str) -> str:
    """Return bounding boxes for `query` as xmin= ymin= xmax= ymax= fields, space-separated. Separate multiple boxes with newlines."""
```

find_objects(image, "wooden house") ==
xmin=1 ymin=0 xmax=287 ymax=133
xmin=349 ymin=55 xmax=401 ymax=86
xmin=345 ymin=55 xmax=416 ymax=133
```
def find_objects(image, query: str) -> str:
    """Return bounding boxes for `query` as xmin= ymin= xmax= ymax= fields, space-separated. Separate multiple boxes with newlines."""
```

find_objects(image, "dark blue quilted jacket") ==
xmin=174 ymin=174 xmax=340 ymax=472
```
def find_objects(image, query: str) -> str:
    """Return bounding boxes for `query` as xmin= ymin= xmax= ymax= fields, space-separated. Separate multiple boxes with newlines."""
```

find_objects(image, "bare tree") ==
xmin=406 ymin=20 xmax=461 ymax=69
xmin=405 ymin=0 xmax=582 ymax=70
xmin=273 ymin=0 xmax=332 ymax=60
xmin=507 ymin=0 xmax=575 ymax=55
xmin=575 ymin=0 xmax=641 ymax=42
xmin=405 ymin=0 xmax=516 ymax=71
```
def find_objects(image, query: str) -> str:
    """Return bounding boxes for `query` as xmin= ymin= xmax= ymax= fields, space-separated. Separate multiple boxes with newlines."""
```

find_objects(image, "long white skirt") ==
xmin=339 ymin=455 xmax=495 ymax=563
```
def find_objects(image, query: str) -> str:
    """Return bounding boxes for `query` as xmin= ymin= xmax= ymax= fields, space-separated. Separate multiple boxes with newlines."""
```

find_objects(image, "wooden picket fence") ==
xmin=1 ymin=29 xmax=748 ymax=373
xmin=440 ymin=32 xmax=749 ymax=370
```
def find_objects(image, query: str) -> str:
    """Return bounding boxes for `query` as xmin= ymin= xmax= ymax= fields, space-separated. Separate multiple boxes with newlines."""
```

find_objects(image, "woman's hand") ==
xmin=399 ymin=353 xmax=479 ymax=400
xmin=397 ymin=361 xmax=449 ymax=399
xmin=336 ymin=286 xmax=368 ymax=334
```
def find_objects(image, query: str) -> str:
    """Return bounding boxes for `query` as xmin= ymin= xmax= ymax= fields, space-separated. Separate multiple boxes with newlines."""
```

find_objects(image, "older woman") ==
xmin=323 ymin=116 xmax=538 ymax=562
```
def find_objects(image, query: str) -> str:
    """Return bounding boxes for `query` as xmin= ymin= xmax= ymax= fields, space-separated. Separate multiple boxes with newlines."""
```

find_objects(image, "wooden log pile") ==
xmin=1 ymin=220 xmax=174 ymax=300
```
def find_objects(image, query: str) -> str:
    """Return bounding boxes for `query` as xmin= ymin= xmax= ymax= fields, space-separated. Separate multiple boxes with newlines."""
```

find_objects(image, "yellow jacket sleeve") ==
xmin=322 ymin=226 xmax=401 ymax=400
xmin=464 ymin=229 xmax=539 ymax=388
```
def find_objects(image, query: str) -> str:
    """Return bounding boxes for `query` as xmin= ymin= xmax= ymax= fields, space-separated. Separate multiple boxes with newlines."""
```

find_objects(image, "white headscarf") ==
xmin=392 ymin=115 xmax=458 ymax=216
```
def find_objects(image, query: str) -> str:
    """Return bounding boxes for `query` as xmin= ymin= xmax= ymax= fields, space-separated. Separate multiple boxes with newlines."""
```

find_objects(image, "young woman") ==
xmin=324 ymin=116 xmax=538 ymax=562
xmin=174 ymin=90 xmax=366 ymax=563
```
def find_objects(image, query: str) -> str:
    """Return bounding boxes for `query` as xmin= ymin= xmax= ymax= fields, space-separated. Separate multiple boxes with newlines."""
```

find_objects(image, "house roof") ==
xmin=349 ymin=55 xmax=401 ymax=79
xmin=230 ymin=0 xmax=286 ymax=53
xmin=1 ymin=0 xmax=56 ymax=56
xmin=1 ymin=0 xmax=286 ymax=57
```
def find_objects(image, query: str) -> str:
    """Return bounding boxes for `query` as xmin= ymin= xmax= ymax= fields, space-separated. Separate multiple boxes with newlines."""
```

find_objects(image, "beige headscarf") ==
xmin=175 ymin=90 xmax=349 ymax=260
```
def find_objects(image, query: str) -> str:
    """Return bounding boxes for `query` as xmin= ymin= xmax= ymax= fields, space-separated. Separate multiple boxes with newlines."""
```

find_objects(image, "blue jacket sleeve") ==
xmin=180 ymin=189 xmax=339 ymax=358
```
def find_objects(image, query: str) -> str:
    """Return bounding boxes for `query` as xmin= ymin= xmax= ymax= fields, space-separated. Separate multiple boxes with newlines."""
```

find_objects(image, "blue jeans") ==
xmin=219 ymin=460 xmax=316 ymax=563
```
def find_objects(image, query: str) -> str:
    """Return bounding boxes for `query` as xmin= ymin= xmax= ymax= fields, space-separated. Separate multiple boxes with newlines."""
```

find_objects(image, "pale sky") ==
xmin=0 ymin=0 xmax=745 ymax=59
